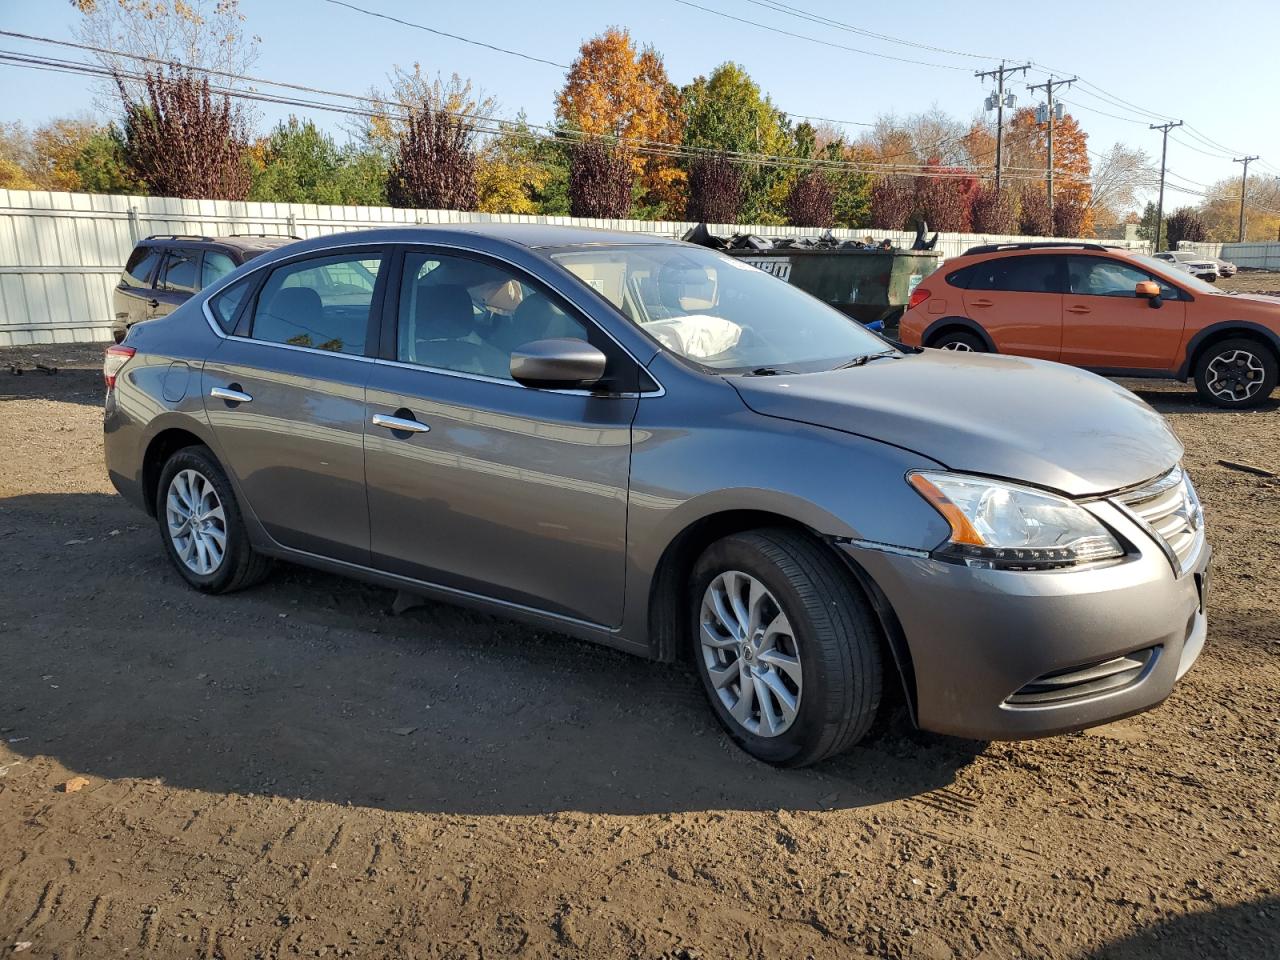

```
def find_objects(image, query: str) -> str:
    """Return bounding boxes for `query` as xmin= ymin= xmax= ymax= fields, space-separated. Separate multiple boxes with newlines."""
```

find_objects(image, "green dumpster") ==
xmin=726 ymin=248 xmax=941 ymax=327
xmin=680 ymin=225 xmax=942 ymax=329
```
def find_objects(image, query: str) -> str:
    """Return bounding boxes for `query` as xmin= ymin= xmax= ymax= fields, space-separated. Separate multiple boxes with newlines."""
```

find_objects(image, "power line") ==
xmin=0 ymin=31 xmax=1088 ymax=182
xmin=318 ymin=0 xmax=570 ymax=69
xmin=736 ymin=0 xmax=1004 ymax=61
xmin=669 ymin=0 xmax=969 ymax=70
xmin=1 ymin=47 xmax=1064 ymax=182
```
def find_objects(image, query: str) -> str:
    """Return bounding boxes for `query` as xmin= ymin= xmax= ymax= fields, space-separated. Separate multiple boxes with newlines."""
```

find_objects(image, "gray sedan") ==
xmin=103 ymin=225 xmax=1210 ymax=766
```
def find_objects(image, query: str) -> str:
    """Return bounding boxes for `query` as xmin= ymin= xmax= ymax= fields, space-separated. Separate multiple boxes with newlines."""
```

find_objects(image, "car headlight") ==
xmin=908 ymin=471 xmax=1124 ymax=569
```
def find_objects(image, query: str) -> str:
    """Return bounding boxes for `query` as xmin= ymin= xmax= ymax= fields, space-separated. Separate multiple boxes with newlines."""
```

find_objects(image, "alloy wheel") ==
xmin=165 ymin=468 xmax=227 ymax=575
xmin=940 ymin=341 xmax=973 ymax=352
xmin=699 ymin=570 xmax=803 ymax=738
xmin=1206 ymin=349 xmax=1266 ymax=403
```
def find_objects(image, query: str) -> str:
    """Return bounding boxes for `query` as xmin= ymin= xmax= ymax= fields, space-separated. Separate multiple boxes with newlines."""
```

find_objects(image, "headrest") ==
xmin=415 ymin=283 xmax=474 ymax=339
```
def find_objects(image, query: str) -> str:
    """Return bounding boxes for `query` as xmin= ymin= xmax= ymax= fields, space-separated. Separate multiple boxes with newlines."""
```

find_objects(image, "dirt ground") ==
xmin=2 ymin=275 xmax=1279 ymax=959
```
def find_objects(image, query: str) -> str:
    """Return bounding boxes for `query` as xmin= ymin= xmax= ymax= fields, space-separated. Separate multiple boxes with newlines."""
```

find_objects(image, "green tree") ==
xmin=250 ymin=118 xmax=386 ymax=206
xmin=70 ymin=125 xmax=141 ymax=194
xmin=681 ymin=63 xmax=793 ymax=223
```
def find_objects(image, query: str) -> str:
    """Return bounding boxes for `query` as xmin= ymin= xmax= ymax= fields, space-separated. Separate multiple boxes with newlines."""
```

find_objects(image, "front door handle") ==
xmin=210 ymin=386 xmax=253 ymax=403
xmin=1066 ymin=305 xmax=1092 ymax=314
xmin=372 ymin=413 xmax=430 ymax=434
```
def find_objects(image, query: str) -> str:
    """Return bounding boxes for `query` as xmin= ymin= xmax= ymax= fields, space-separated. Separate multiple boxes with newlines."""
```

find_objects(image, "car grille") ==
xmin=1007 ymin=647 xmax=1158 ymax=706
xmin=1113 ymin=466 xmax=1205 ymax=574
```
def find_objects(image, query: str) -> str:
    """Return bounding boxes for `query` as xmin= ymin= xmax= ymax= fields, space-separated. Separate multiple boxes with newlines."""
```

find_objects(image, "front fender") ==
xmin=619 ymin=379 xmax=951 ymax=647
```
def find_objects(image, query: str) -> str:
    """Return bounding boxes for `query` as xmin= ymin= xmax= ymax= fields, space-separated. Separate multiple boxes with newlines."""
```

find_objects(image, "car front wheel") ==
xmin=1193 ymin=338 xmax=1278 ymax=409
xmin=156 ymin=445 xmax=272 ymax=593
xmin=691 ymin=529 xmax=883 ymax=767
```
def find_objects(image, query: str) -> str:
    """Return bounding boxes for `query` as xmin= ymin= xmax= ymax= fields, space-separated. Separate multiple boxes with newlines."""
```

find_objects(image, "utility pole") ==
xmin=1027 ymin=75 xmax=1077 ymax=218
xmin=1149 ymin=120 xmax=1183 ymax=252
xmin=976 ymin=61 xmax=1031 ymax=197
xmin=1233 ymin=156 xmax=1259 ymax=242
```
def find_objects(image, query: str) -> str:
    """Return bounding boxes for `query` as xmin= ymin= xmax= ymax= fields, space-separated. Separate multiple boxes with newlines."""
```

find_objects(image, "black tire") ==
xmin=155 ymin=445 xmax=272 ymax=593
xmin=930 ymin=329 xmax=987 ymax=352
xmin=690 ymin=528 xmax=883 ymax=767
xmin=1193 ymin=337 xmax=1278 ymax=409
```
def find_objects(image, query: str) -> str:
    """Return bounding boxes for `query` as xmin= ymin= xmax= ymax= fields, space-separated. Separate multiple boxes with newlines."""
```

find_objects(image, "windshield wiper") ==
xmin=746 ymin=366 xmax=795 ymax=376
xmin=833 ymin=349 xmax=899 ymax=370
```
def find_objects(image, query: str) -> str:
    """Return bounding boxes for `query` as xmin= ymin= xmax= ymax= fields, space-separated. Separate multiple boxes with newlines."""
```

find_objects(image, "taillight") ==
xmin=103 ymin=345 xmax=136 ymax=389
xmin=908 ymin=287 xmax=931 ymax=310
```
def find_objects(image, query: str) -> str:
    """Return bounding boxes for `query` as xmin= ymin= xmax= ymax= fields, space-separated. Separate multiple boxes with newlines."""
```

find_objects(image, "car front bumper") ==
xmin=842 ymin=503 xmax=1209 ymax=741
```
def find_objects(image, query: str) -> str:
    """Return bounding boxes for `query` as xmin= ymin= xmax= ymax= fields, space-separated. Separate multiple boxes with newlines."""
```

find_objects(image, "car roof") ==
xmin=245 ymin=222 xmax=682 ymax=255
xmin=141 ymin=234 xmax=298 ymax=255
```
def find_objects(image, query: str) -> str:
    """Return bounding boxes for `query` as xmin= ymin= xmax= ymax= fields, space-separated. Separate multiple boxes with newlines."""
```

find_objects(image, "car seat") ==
xmin=413 ymin=283 xmax=508 ymax=377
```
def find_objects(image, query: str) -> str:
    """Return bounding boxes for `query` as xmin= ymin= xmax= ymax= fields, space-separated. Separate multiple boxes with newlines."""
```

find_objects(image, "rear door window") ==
xmin=158 ymin=249 xmax=200 ymax=294
xmin=965 ymin=256 xmax=1066 ymax=293
xmin=201 ymin=251 xmax=237 ymax=288
xmin=122 ymin=247 xmax=162 ymax=287
xmin=248 ymin=253 xmax=383 ymax=354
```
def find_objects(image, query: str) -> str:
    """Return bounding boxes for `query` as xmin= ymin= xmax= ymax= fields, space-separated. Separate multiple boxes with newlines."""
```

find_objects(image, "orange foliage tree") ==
xmin=555 ymin=28 xmax=685 ymax=216
xmin=1004 ymin=107 xmax=1093 ymax=235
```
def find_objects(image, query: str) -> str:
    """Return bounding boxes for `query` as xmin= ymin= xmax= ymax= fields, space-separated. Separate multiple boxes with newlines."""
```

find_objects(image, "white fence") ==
xmin=0 ymin=188 xmax=1148 ymax=345
xmin=1179 ymin=240 xmax=1280 ymax=270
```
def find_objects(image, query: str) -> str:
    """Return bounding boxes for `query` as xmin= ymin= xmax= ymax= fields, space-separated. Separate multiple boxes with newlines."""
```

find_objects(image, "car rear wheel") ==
xmin=691 ymin=529 xmax=883 ymax=767
xmin=1193 ymin=338 xmax=1278 ymax=409
xmin=156 ymin=446 xmax=271 ymax=593
xmin=932 ymin=330 xmax=986 ymax=352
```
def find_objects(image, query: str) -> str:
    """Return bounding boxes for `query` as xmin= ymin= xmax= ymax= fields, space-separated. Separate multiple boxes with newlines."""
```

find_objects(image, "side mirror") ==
xmin=1135 ymin=280 xmax=1164 ymax=308
xmin=510 ymin=338 xmax=607 ymax=388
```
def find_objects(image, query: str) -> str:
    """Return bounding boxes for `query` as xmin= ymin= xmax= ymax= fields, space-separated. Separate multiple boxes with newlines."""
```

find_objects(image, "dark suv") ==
xmin=113 ymin=234 xmax=297 ymax=342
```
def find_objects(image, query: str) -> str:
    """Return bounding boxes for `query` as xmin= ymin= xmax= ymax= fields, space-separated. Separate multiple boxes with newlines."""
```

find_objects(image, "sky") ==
xmin=3 ymin=0 xmax=1278 ymax=209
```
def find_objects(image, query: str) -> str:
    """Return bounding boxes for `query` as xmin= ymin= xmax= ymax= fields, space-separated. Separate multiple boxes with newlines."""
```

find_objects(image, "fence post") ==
xmin=286 ymin=213 xmax=297 ymax=237
xmin=127 ymin=205 xmax=140 ymax=244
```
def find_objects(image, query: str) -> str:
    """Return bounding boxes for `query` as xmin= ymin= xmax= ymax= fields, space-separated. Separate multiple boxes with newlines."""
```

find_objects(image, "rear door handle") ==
xmin=147 ymin=298 xmax=160 ymax=308
xmin=970 ymin=298 xmax=994 ymax=307
xmin=210 ymin=386 xmax=253 ymax=403
xmin=1066 ymin=305 xmax=1092 ymax=314
xmin=372 ymin=413 xmax=430 ymax=434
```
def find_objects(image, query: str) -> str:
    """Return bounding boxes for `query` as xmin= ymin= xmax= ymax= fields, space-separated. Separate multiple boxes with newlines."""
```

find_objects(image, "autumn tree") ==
xmin=387 ymin=100 xmax=480 ymax=211
xmin=568 ymin=139 xmax=633 ymax=218
xmin=784 ymin=168 xmax=836 ymax=227
xmin=1053 ymin=197 xmax=1089 ymax=237
xmin=869 ymin=177 xmax=914 ymax=230
xmin=1004 ymin=107 xmax=1093 ymax=234
xmin=970 ymin=184 xmax=1016 ymax=233
xmin=1165 ymin=207 xmax=1207 ymax=248
xmin=0 ymin=118 xmax=138 ymax=194
xmin=556 ymin=29 xmax=684 ymax=217
xmin=118 ymin=67 xmax=250 ymax=199
xmin=913 ymin=164 xmax=978 ymax=232
xmin=686 ymin=152 xmax=742 ymax=223
xmin=682 ymin=63 xmax=793 ymax=223
xmin=1016 ymin=186 xmax=1052 ymax=236
xmin=475 ymin=116 xmax=551 ymax=215
xmin=1195 ymin=174 xmax=1280 ymax=242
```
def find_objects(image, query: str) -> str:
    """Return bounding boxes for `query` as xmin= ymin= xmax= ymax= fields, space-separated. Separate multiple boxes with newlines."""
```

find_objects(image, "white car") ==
xmin=1153 ymin=251 xmax=1219 ymax=282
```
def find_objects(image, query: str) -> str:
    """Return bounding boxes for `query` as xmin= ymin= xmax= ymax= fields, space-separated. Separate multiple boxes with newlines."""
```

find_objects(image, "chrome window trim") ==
xmin=199 ymin=237 xmax=666 ymax=398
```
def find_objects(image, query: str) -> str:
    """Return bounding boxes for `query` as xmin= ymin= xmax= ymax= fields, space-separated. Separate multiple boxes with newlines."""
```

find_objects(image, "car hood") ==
xmin=729 ymin=351 xmax=1183 ymax=497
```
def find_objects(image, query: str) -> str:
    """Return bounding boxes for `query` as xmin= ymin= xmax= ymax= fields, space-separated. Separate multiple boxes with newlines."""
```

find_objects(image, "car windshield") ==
xmin=1132 ymin=253 xmax=1220 ymax=294
xmin=550 ymin=244 xmax=889 ymax=373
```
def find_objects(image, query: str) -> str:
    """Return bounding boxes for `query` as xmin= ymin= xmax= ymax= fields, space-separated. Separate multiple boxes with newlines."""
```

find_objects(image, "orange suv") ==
xmin=900 ymin=242 xmax=1280 ymax=408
